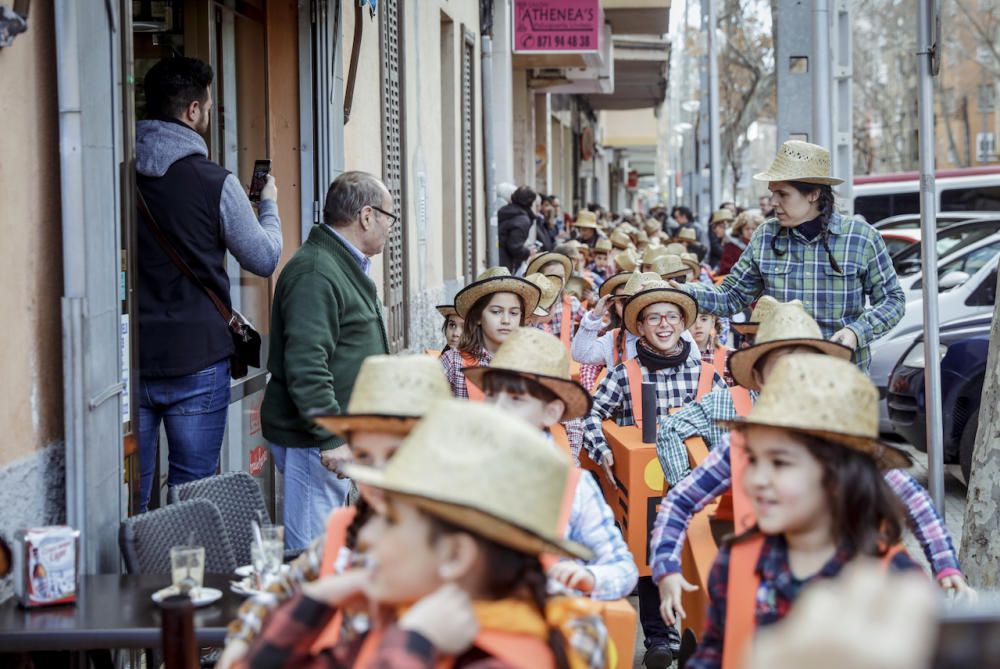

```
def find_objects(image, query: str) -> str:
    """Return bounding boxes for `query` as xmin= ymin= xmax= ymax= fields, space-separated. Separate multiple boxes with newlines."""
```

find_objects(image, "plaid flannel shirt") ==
xmin=547 ymin=294 xmax=585 ymax=338
xmin=245 ymin=592 xmax=609 ymax=669
xmin=565 ymin=472 xmax=639 ymax=600
xmin=440 ymin=347 xmax=493 ymax=398
xmin=649 ymin=434 xmax=962 ymax=583
xmin=582 ymin=350 xmax=726 ymax=464
xmin=680 ymin=213 xmax=905 ymax=371
xmin=687 ymin=534 xmax=922 ymax=669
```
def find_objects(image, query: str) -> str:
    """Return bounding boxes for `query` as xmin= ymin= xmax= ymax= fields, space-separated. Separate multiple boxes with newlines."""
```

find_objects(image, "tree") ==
xmin=960 ymin=269 xmax=1000 ymax=589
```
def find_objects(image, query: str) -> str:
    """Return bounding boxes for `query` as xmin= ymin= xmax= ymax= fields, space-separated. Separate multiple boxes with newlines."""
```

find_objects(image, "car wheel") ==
xmin=960 ymin=407 xmax=979 ymax=483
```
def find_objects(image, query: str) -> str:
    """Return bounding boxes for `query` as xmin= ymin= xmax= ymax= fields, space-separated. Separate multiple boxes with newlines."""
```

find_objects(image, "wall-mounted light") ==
xmin=0 ymin=0 xmax=29 ymax=49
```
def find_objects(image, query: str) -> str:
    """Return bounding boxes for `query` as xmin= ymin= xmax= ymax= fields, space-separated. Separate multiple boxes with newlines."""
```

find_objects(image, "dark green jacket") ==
xmin=261 ymin=225 xmax=389 ymax=450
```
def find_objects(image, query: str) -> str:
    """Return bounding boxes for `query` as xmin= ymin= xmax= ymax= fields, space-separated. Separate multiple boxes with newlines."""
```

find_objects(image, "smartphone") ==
xmin=248 ymin=159 xmax=272 ymax=203
xmin=932 ymin=606 xmax=1000 ymax=668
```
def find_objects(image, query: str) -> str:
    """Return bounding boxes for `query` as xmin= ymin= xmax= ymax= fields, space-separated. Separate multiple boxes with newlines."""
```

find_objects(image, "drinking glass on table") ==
xmin=251 ymin=525 xmax=284 ymax=589
xmin=170 ymin=546 xmax=205 ymax=595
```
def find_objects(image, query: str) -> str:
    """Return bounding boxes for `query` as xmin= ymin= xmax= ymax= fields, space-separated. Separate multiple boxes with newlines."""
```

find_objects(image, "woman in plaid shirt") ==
xmin=675 ymin=141 xmax=905 ymax=372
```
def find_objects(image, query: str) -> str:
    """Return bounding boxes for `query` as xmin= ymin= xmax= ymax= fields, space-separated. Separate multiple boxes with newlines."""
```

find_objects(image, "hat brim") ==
xmin=311 ymin=413 xmax=419 ymax=438
xmin=623 ymin=288 xmax=699 ymax=336
xmin=718 ymin=419 xmax=911 ymax=470
xmin=727 ymin=338 xmax=854 ymax=391
xmin=436 ymin=305 xmax=459 ymax=319
xmin=526 ymin=253 xmax=573 ymax=280
xmin=341 ymin=466 xmax=592 ymax=561
xmin=730 ymin=322 xmax=759 ymax=336
xmin=681 ymin=260 xmax=701 ymax=275
xmin=599 ymin=272 xmax=632 ymax=298
xmin=462 ymin=366 xmax=593 ymax=422
xmin=574 ymin=221 xmax=600 ymax=230
xmin=753 ymin=171 xmax=844 ymax=186
xmin=455 ymin=276 xmax=542 ymax=319
xmin=659 ymin=268 xmax=689 ymax=281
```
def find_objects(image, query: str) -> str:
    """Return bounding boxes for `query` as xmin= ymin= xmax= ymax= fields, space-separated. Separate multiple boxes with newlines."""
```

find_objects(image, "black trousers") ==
xmin=637 ymin=575 xmax=681 ymax=649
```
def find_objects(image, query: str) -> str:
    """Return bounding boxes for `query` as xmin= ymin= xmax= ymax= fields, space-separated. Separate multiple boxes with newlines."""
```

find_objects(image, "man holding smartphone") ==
xmin=135 ymin=57 xmax=283 ymax=512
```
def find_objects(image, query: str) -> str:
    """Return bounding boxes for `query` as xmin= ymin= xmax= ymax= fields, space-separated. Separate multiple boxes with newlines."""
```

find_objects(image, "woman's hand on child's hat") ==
xmin=399 ymin=584 xmax=478 ymax=655
xmin=548 ymin=561 xmax=596 ymax=594
xmin=658 ymin=573 xmax=698 ymax=625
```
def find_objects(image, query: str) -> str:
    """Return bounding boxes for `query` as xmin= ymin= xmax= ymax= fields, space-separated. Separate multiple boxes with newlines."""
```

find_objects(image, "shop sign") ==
xmin=249 ymin=445 xmax=269 ymax=477
xmin=627 ymin=170 xmax=639 ymax=189
xmin=513 ymin=0 xmax=601 ymax=54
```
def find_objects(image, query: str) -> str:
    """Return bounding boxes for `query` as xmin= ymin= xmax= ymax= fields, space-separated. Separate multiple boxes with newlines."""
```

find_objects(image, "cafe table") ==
xmin=0 ymin=573 xmax=243 ymax=651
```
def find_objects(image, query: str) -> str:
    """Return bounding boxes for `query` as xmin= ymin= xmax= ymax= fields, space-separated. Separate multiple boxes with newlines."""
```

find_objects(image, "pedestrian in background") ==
xmin=498 ymin=185 xmax=541 ymax=273
xmin=135 ymin=56 xmax=283 ymax=512
xmin=261 ymin=171 xmax=392 ymax=550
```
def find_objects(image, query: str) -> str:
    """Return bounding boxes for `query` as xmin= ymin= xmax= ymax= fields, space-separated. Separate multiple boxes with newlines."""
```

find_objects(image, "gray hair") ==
xmin=323 ymin=171 xmax=388 ymax=227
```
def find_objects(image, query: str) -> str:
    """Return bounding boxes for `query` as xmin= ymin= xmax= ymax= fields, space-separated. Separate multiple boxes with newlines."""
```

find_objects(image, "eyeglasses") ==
xmin=642 ymin=312 xmax=684 ymax=326
xmin=368 ymin=205 xmax=399 ymax=227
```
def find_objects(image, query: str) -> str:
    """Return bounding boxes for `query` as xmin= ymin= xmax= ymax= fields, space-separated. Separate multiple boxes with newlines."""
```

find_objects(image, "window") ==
xmin=941 ymin=186 xmax=1000 ymax=212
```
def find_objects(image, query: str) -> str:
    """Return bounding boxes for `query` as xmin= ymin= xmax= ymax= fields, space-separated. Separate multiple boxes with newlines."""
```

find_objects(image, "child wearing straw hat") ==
xmin=218 ymin=355 xmax=452 ymax=669
xmin=651 ymin=304 xmax=970 ymax=639
xmin=526 ymin=249 xmax=585 ymax=349
xmin=525 ymin=272 xmax=565 ymax=328
xmin=586 ymin=237 xmax=614 ymax=286
xmin=436 ymin=305 xmax=464 ymax=355
xmin=688 ymin=311 xmax=731 ymax=383
xmin=441 ymin=267 xmax=542 ymax=399
xmin=463 ymin=327 xmax=638 ymax=600
xmin=671 ymin=140 xmax=906 ymax=372
xmin=243 ymin=401 xmax=609 ymax=669
xmin=572 ymin=209 xmax=603 ymax=248
xmin=718 ymin=210 xmax=762 ymax=275
xmin=685 ymin=354 xmax=924 ymax=669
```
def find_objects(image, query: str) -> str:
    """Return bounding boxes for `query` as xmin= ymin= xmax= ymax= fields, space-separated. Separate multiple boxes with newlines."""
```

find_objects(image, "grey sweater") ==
xmin=136 ymin=119 xmax=282 ymax=276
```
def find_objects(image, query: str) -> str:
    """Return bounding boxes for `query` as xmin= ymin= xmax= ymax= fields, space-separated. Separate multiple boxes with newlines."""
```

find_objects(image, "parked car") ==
xmin=897 ymin=232 xmax=1000 ymax=301
xmin=887 ymin=313 xmax=993 ymax=481
xmin=892 ymin=217 xmax=1000 ymax=276
xmin=880 ymin=229 xmax=922 ymax=258
xmin=856 ymin=166 xmax=1000 ymax=222
xmin=870 ymin=244 xmax=999 ymax=433
xmin=872 ymin=211 xmax=994 ymax=231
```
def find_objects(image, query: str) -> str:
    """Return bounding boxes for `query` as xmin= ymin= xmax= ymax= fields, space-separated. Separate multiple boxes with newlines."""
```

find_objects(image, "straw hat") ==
xmin=680 ymin=253 xmax=702 ymax=276
xmin=719 ymin=354 xmax=910 ymax=469
xmin=463 ymin=327 xmax=592 ymax=421
xmin=610 ymin=271 xmax=663 ymax=301
xmin=310 ymin=355 xmax=451 ymax=436
xmin=454 ymin=267 xmax=542 ymax=319
xmin=673 ymin=228 xmax=698 ymax=244
xmin=727 ymin=302 xmax=853 ymax=390
xmin=710 ymin=209 xmax=735 ymax=225
xmin=644 ymin=219 xmax=662 ymax=235
xmin=730 ymin=295 xmax=782 ymax=336
xmin=436 ymin=304 xmax=459 ymax=319
xmin=599 ymin=271 xmax=632 ymax=298
xmin=525 ymin=273 xmax=562 ymax=316
xmin=574 ymin=210 xmax=600 ymax=230
xmin=610 ymin=230 xmax=632 ymax=250
xmin=594 ymin=238 xmax=613 ymax=254
xmin=753 ymin=140 xmax=844 ymax=185
xmin=648 ymin=254 xmax=689 ymax=281
xmin=613 ymin=248 xmax=640 ymax=272
xmin=642 ymin=245 xmax=669 ymax=266
xmin=664 ymin=242 xmax=687 ymax=256
xmin=343 ymin=400 xmax=592 ymax=560
xmin=635 ymin=230 xmax=650 ymax=245
xmin=623 ymin=283 xmax=699 ymax=335
xmin=564 ymin=275 xmax=592 ymax=302
xmin=526 ymin=251 xmax=573 ymax=279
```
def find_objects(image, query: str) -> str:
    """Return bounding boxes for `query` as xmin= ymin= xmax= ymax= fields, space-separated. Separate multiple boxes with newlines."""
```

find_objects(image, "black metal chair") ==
xmin=119 ymin=498 xmax=237 ymax=575
xmin=169 ymin=470 xmax=272 ymax=567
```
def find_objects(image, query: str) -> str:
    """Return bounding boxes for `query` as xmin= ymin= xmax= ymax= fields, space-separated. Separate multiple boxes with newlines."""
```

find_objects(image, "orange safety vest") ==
xmin=558 ymin=294 xmax=573 ymax=350
xmin=724 ymin=386 xmax=755 ymax=532
xmin=460 ymin=351 xmax=486 ymax=402
xmin=610 ymin=328 xmax=626 ymax=366
xmin=721 ymin=537 xmax=907 ymax=669
xmin=712 ymin=346 xmax=729 ymax=380
xmin=622 ymin=358 xmax=717 ymax=431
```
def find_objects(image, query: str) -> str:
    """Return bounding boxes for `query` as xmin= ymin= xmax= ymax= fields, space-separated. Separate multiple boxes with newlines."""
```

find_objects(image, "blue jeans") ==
xmin=271 ymin=445 xmax=351 ymax=551
xmin=138 ymin=359 xmax=231 ymax=512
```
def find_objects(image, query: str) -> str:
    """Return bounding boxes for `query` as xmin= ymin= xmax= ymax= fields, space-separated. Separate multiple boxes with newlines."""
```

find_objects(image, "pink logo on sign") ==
xmin=513 ymin=0 xmax=601 ymax=53
xmin=249 ymin=446 xmax=268 ymax=477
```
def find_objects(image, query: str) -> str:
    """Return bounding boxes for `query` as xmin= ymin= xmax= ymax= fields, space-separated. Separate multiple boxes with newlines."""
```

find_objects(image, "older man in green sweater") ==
xmin=262 ymin=171 xmax=392 ymax=550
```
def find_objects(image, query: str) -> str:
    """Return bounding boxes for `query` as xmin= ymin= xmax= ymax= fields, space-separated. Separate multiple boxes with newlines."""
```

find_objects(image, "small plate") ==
xmin=151 ymin=586 xmax=223 ymax=607
xmin=229 ymin=576 xmax=264 ymax=598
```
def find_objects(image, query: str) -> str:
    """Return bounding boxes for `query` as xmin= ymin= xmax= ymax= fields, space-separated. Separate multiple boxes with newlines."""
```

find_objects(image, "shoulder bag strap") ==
xmin=136 ymin=189 xmax=237 ymax=331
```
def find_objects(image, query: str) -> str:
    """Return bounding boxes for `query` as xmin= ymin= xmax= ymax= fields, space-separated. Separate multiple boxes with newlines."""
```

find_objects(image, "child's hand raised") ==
xmin=399 ymin=584 xmax=478 ymax=655
xmin=548 ymin=561 xmax=596 ymax=593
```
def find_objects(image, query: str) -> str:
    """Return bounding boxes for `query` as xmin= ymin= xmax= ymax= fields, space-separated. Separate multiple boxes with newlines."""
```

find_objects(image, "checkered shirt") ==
xmin=650 ymin=434 xmax=962 ymax=583
xmin=440 ymin=346 xmax=493 ymax=398
xmin=547 ymin=293 xmax=585 ymax=338
xmin=582 ymin=351 xmax=726 ymax=464
xmin=681 ymin=213 xmax=905 ymax=371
